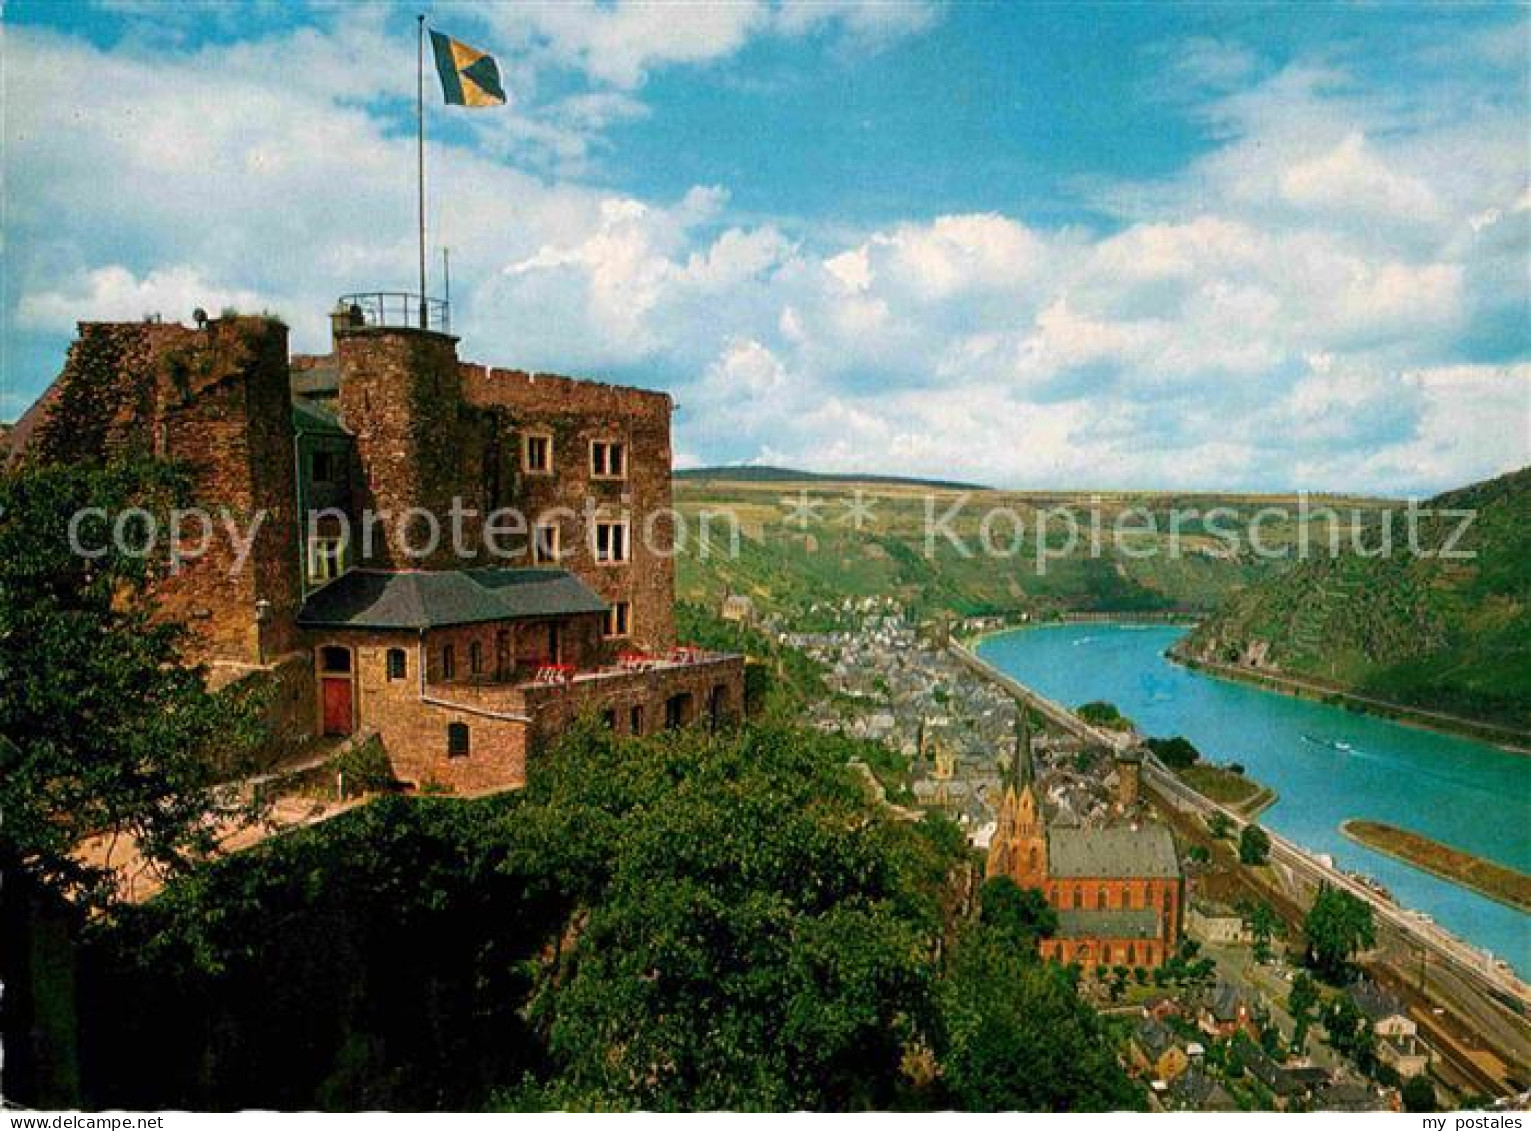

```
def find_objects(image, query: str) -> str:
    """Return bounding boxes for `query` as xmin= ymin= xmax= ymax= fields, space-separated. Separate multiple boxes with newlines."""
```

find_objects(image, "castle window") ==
xmin=523 ymin=433 xmax=553 ymax=475
xmin=594 ymin=520 xmax=629 ymax=564
xmin=604 ymin=601 xmax=631 ymax=638
xmin=307 ymin=535 xmax=345 ymax=583
xmin=532 ymin=522 xmax=560 ymax=565
xmin=1097 ymin=888 xmax=1107 ymax=910
xmin=590 ymin=439 xmax=627 ymax=480
xmin=447 ymin=722 xmax=470 ymax=758
xmin=442 ymin=644 xmax=456 ymax=680
xmin=629 ymin=704 xmax=644 ymax=735
xmin=386 ymin=648 xmax=407 ymax=681
xmin=310 ymin=450 xmax=344 ymax=486
xmin=601 ymin=708 xmax=617 ymax=730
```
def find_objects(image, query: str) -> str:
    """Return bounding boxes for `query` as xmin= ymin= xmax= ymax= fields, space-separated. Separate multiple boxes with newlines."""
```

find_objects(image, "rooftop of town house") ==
xmin=1047 ymin=823 xmax=1181 ymax=879
xmin=1350 ymin=979 xmax=1408 ymax=1023
xmin=1054 ymin=908 xmax=1161 ymax=940
xmin=296 ymin=567 xmax=609 ymax=630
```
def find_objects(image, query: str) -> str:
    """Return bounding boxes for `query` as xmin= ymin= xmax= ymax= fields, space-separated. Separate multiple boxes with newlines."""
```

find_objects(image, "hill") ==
xmin=673 ymin=475 xmax=1395 ymax=628
xmin=1177 ymin=467 xmax=1531 ymax=733
xmin=675 ymin=464 xmax=987 ymax=491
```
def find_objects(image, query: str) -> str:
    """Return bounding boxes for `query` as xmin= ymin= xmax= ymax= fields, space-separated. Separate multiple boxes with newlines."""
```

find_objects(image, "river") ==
xmin=977 ymin=623 xmax=1531 ymax=976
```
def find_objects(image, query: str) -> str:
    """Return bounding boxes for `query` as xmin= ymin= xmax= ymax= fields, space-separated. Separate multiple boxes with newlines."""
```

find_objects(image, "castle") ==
xmin=986 ymin=716 xmax=1183 ymax=968
xmin=7 ymin=296 xmax=744 ymax=792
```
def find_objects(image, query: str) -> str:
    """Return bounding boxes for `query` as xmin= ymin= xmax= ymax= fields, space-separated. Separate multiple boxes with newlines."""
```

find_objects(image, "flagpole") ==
xmin=416 ymin=13 xmax=427 ymax=329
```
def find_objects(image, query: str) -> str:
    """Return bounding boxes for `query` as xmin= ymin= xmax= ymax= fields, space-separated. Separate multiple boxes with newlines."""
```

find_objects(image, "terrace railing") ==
xmin=334 ymin=292 xmax=451 ymax=334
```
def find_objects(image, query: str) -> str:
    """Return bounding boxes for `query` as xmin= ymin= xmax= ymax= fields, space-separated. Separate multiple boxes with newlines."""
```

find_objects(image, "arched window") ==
xmin=1029 ymin=846 xmax=1040 ymax=873
xmin=470 ymin=640 xmax=483 ymax=674
xmin=1097 ymin=887 xmax=1107 ymax=910
xmin=442 ymin=645 xmax=455 ymax=680
xmin=386 ymin=648 xmax=407 ymax=681
xmin=447 ymin=722 xmax=470 ymax=758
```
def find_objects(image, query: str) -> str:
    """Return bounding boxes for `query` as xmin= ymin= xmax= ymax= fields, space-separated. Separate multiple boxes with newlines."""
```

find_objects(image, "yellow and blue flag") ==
xmin=429 ymin=30 xmax=506 ymax=108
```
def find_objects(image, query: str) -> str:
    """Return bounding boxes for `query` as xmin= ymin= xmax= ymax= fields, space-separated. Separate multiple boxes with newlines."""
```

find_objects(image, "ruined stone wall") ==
xmin=461 ymin=365 xmax=677 ymax=652
xmin=18 ymin=318 xmax=302 ymax=668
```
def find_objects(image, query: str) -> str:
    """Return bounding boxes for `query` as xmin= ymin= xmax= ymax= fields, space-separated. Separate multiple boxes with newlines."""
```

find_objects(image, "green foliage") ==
xmin=1144 ymin=735 xmax=1200 ymax=769
xmin=935 ymin=927 xmax=1141 ymax=1111
xmin=1239 ymin=824 xmax=1272 ymax=866
xmin=515 ymin=722 xmax=953 ymax=1110
xmin=75 ymin=794 xmax=544 ymax=1110
xmin=1303 ymin=885 xmax=1376 ymax=982
xmin=1184 ymin=467 xmax=1531 ymax=731
xmin=1322 ymin=993 xmax=1375 ymax=1068
xmin=1402 ymin=1075 xmax=1436 ymax=1113
xmin=28 ymin=715 xmax=1145 ymax=1111
xmin=1207 ymin=812 xmax=1234 ymax=839
xmin=675 ymin=601 xmax=826 ymax=719
xmin=1288 ymin=971 xmax=1319 ymax=1052
xmin=0 ymin=457 xmax=268 ymax=909
xmin=1076 ymin=701 xmax=1132 ymax=730
xmin=1242 ymin=900 xmax=1282 ymax=963
xmin=977 ymin=876 xmax=1058 ymax=947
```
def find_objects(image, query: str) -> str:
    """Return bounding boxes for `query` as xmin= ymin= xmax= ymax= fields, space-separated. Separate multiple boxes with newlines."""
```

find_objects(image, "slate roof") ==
xmin=297 ymin=568 xmax=608 ymax=630
xmin=1350 ymin=980 xmax=1407 ymax=1024
xmin=1054 ymin=908 xmax=1161 ymax=940
xmin=1135 ymin=1017 xmax=1177 ymax=1058
xmin=1048 ymin=824 xmax=1181 ymax=879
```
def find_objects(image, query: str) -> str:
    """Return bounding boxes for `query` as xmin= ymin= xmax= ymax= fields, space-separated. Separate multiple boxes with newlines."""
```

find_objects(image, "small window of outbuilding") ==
xmin=447 ymin=722 xmax=470 ymax=758
xmin=386 ymin=648 xmax=407 ymax=681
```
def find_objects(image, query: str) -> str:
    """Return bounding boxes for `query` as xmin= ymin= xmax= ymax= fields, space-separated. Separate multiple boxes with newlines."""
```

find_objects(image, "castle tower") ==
xmin=986 ymin=708 xmax=1048 ymax=889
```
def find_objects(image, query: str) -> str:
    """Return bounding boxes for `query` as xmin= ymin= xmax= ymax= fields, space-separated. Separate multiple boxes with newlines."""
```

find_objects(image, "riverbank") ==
xmin=960 ymin=611 xmax=1201 ymax=650
xmin=1168 ymin=648 xmax=1531 ymax=755
xmin=1341 ymin=819 xmax=1531 ymax=914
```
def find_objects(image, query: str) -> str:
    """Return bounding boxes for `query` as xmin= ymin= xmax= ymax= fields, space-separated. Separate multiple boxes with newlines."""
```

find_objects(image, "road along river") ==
xmin=975 ymin=623 xmax=1531 ymax=979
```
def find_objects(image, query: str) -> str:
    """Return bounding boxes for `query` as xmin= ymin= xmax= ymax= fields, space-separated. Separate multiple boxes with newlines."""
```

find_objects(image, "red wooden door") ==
xmin=321 ymin=677 xmax=354 ymax=736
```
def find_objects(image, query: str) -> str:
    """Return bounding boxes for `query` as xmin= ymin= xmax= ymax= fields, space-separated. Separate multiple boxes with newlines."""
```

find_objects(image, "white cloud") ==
xmin=4 ymin=14 xmax=1526 ymax=495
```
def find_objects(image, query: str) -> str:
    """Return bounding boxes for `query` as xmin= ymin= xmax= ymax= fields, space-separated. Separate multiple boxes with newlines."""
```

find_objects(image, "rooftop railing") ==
xmin=334 ymin=292 xmax=451 ymax=334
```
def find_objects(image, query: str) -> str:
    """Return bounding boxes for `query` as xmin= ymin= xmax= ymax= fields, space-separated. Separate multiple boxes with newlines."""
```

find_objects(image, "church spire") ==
xmin=1005 ymin=705 xmax=1033 ymax=793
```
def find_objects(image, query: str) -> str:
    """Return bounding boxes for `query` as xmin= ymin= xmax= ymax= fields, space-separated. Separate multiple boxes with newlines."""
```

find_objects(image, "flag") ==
xmin=429 ymin=30 xmax=506 ymax=108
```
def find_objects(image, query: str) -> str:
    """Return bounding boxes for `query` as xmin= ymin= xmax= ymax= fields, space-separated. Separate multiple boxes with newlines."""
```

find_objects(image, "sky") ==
xmin=3 ymin=0 xmax=1528 ymax=493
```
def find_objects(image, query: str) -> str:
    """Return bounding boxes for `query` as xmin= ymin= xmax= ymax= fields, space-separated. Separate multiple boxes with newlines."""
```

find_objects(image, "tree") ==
xmin=1243 ymin=901 xmax=1282 ymax=963
xmin=1322 ymin=994 xmax=1375 ymax=1069
xmin=936 ymin=927 xmax=1141 ymax=1111
xmin=1402 ymin=1075 xmax=1437 ymax=1113
xmin=1239 ymin=824 xmax=1271 ymax=866
xmin=977 ymin=876 xmax=1058 ymax=948
xmin=1207 ymin=812 xmax=1234 ymax=839
xmin=1144 ymin=735 xmax=1200 ymax=770
xmin=1303 ymin=885 xmax=1376 ymax=981
xmin=1186 ymin=844 xmax=1211 ymax=865
xmin=1288 ymin=972 xmax=1319 ymax=1052
xmin=0 ymin=458 xmax=266 ymax=909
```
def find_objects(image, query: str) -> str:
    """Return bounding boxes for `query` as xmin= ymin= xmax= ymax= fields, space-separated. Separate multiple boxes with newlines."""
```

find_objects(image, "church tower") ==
xmin=986 ymin=707 xmax=1049 ymax=890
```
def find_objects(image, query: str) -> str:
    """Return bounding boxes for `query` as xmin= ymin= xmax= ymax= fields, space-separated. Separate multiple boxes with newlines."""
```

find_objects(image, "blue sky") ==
xmin=3 ymin=0 xmax=1527 ymax=492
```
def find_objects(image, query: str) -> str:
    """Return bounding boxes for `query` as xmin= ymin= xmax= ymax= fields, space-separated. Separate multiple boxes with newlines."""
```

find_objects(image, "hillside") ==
xmin=673 ymin=476 xmax=1394 ymax=628
xmin=676 ymin=464 xmax=987 ymax=491
xmin=1178 ymin=467 xmax=1531 ymax=732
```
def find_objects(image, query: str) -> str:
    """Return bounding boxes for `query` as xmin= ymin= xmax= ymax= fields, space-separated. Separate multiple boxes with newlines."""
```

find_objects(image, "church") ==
xmin=986 ymin=717 xmax=1184 ymax=969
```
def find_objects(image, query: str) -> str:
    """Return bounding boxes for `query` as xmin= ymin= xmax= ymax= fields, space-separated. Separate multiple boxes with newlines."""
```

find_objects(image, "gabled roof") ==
xmin=1054 ymin=908 xmax=1161 ymax=940
xmin=297 ymin=568 xmax=608 ymax=630
xmin=1048 ymin=824 xmax=1181 ymax=879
